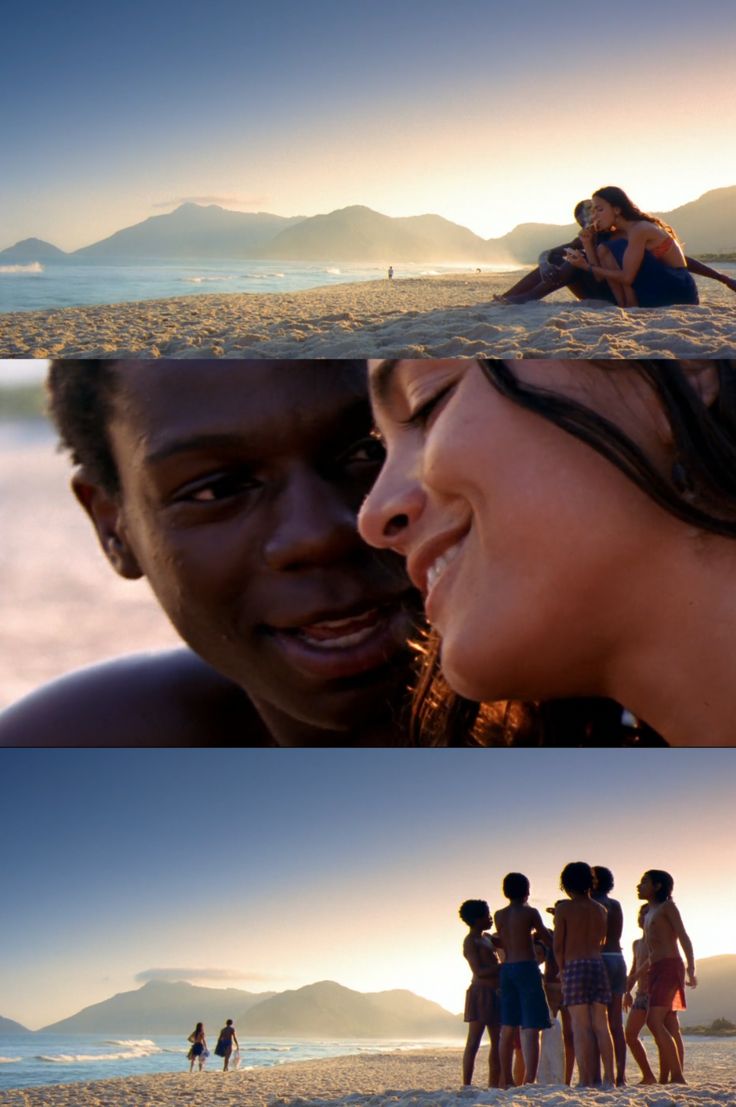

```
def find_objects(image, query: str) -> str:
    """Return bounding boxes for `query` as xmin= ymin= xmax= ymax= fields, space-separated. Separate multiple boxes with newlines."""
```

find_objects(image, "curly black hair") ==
xmin=46 ymin=360 xmax=123 ymax=495
xmin=46 ymin=359 xmax=370 ymax=498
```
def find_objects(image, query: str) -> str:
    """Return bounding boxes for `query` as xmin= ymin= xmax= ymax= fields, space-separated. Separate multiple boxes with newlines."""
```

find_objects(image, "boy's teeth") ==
xmin=300 ymin=625 xmax=377 ymax=649
xmin=307 ymin=609 xmax=378 ymax=630
xmin=297 ymin=608 xmax=382 ymax=646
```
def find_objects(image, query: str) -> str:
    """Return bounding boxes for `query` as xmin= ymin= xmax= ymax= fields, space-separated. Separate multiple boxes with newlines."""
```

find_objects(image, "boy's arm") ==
xmin=666 ymin=903 xmax=696 ymax=985
xmin=553 ymin=908 xmax=566 ymax=973
xmin=531 ymin=908 xmax=554 ymax=948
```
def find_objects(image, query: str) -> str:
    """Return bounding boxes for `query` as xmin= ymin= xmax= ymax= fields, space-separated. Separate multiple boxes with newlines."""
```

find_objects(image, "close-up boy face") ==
xmin=79 ymin=360 xmax=415 ymax=735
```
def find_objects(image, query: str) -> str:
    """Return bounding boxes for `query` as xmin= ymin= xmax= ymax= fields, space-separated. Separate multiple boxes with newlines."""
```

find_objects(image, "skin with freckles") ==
xmin=0 ymin=362 xmax=416 ymax=747
xmin=358 ymin=359 xmax=736 ymax=745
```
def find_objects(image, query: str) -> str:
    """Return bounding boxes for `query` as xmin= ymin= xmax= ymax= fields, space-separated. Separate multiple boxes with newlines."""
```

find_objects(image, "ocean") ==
xmin=0 ymin=258 xmax=509 ymax=314
xmin=0 ymin=1033 xmax=465 ymax=1091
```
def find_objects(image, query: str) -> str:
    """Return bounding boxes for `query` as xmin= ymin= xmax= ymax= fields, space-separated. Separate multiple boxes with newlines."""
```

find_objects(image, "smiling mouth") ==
xmin=426 ymin=541 xmax=465 ymax=596
xmin=264 ymin=601 xmax=413 ymax=682
xmin=287 ymin=607 xmax=386 ymax=649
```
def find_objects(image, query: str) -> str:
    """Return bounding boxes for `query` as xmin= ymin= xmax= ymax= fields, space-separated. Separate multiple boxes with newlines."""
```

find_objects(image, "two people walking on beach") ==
xmin=460 ymin=865 xmax=695 ymax=1089
xmin=187 ymin=1019 xmax=239 ymax=1072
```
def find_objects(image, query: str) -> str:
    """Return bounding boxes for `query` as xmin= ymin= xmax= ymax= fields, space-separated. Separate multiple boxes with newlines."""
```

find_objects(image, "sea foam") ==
xmin=0 ymin=262 xmax=43 ymax=275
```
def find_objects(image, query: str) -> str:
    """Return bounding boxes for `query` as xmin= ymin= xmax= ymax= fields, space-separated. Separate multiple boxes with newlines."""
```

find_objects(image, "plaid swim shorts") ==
xmin=562 ymin=957 xmax=612 ymax=1007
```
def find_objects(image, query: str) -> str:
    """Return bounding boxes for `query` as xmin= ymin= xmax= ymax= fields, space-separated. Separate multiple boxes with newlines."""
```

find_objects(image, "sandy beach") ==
xmin=1 ymin=273 xmax=734 ymax=359
xmin=1 ymin=1049 xmax=734 ymax=1107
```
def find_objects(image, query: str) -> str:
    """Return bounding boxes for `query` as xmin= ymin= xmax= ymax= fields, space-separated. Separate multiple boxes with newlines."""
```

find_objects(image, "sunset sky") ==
xmin=2 ymin=0 xmax=735 ymax=251
xmin=2 ymin=748 xmax=735 ymax=1028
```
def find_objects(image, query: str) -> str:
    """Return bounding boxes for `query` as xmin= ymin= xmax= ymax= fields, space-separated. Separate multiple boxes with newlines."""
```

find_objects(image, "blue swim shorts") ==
xmin=602 ymin=952 xmax=628 ymax=997
xmin=500 ymin=960 xmax=551 ymax=1030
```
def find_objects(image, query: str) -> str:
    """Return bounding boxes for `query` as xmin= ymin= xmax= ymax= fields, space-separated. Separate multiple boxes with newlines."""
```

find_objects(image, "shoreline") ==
xmin=1 ymin=272 xmax=734 ymax=359
xmin=1 ymin=1047 xmax=735 ymax=1107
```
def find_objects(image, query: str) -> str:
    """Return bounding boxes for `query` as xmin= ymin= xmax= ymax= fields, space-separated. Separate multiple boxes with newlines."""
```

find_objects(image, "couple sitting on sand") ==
xmin=496 ymin=186 xmax=736 ymax=307
xmin=2 ymin=359 xmax=735 ymax=748
xmin=460 ymin=865 xmax=695 ymax=1090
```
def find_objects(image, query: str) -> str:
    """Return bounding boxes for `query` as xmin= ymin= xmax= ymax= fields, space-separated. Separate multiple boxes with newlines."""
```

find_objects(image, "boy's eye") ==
xmin=174 ymin=469 xmax=260 ymax=503
xmin=338 ymin=435 xmax=386 ymax=468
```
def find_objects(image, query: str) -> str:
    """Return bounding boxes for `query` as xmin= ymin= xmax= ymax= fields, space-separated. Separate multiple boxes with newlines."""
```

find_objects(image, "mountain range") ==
xmin=3 ymin=957 xmax=736 ymax=1036
xmin=7 ymin=979 xmax=462 ymax=1038
xmin=0 ymin=1015 xmax=29 ymax=1034
xmin=2 ymin=186 xmax=734 ymax=265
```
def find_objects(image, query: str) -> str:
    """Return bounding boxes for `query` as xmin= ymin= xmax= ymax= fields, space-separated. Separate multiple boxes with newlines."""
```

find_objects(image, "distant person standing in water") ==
xmin=387 ymin=265 xmax=394 ymax=279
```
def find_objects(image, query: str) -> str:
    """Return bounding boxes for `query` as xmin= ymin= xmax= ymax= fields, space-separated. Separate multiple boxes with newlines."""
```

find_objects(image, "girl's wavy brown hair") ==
xmin=410 ymin=359 xmax=736 ymax=747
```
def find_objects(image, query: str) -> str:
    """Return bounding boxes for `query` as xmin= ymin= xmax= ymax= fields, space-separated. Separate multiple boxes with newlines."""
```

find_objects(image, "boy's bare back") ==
xmin=554 ymin=897 xmax=607 ymax=964
xmin=494 ymin=904 xmax=548 ymax=962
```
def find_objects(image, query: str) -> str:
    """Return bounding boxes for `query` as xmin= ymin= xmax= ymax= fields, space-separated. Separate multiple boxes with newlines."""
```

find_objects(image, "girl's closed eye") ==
xmin=402 ymin=381 xmax=458 ymax=430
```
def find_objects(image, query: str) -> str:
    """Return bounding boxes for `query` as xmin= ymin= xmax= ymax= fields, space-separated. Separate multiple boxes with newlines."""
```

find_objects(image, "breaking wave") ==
xmin=0 ymin=262 xmax=44 ymax=274
xmin=182 ymin=275 xmax=232 ymax=284
xmin=37 ymin=1041 xmax=163 ymax=1063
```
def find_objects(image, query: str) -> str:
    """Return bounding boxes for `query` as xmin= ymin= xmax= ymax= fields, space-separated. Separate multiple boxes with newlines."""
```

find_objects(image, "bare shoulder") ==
xmin=629 ymin=221 xmax=651 ymax=239
xmin=0 ymin=649 xmax=272 ymax=747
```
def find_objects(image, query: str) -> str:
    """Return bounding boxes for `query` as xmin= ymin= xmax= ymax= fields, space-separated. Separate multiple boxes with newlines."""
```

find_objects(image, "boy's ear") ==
xmin=72 ymin=471 xmax=143 ymax=580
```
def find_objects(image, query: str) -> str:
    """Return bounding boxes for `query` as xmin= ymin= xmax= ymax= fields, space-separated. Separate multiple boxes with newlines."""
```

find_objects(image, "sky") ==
xmin=2 ymin=748 xmax=735 ymax=1029
xmin=1 ymin=0 xmax=735 ymax=251
xmin=0 ymin=361 xmax=48 ymax=385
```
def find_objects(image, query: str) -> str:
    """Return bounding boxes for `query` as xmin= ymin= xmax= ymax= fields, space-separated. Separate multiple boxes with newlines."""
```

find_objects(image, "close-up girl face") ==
xmin=358 ymin=359 xmax=708 ymax=708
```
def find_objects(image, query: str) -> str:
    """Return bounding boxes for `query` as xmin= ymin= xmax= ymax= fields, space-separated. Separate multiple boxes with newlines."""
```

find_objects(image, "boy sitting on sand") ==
xmin=493 ymin=873 xmax=552 ymax=1087
xmin=553 ymin=861 xmax=614 ymax=1087
xmin=459 ymin=900 xmax=501 ymax=1086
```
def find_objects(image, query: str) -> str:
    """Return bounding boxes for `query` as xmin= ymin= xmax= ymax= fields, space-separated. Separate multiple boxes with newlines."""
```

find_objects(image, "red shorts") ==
xmin=648 ymin=957 xmax=686 ymax=1011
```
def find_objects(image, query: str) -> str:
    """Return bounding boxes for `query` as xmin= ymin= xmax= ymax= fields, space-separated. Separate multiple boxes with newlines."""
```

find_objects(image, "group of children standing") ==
xmin=460 ymin=863 xmax=696 ymax=1088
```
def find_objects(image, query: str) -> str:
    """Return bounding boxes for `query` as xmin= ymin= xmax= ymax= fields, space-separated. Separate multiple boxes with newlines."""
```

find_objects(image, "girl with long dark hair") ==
xmin=564 ymin=187 xmax=699 ymax=307
xmin=358 ymin=359 xmax=736 ymax=746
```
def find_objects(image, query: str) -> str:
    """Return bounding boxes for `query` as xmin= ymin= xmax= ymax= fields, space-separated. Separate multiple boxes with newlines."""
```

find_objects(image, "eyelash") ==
xmin=402 ymin=383 xmax=456 ymax=429
xmin=171 ymin=439 xmax=384 ymax=506
xmin=174 ymin=469 xmax=259 ymax=504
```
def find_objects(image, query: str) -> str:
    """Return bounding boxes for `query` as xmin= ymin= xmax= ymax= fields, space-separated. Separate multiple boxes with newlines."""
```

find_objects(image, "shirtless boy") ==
xmin=493 ymin=873 xmax=552 ymax=1086
xmin=553 ymin=862 xmax=614 ymax=1087
xmin=459 ymin=900 xmax=501 ymax=1086
xmin=637 ymin=869 xmax=696 ymax=1084
xmin=215 ymin=1019 xmax=239 ymax=1071
xmin=0 ymin=360 xmax=417 ymax=747
xmin=592 ymin=865 xmax=627 ymax=1085
xmin=624 ymin=904 xmax=657 ymax=1083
